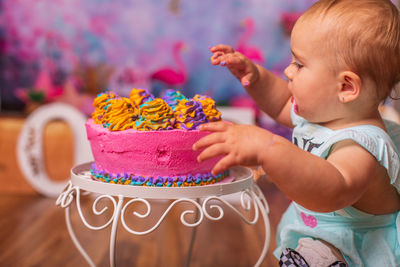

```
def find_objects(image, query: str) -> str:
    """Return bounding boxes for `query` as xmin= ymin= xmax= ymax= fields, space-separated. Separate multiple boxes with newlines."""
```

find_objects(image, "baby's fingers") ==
xmin=193 ymin=132 xmax=224 ymax=151
xmin=198 ymin=121 xmax=230 ymax=132
xmin=210 ymin=52 xmax=225 ymax=65
xmin=210 ymin=53 xmax=238 ymax=67
xmin=241 ymin=73 xmax=256 ymax=87
xmin=197 ymin=143 xmax=229 ymax=163
xmin=209 ymin=44 xmax=235 ymax=54
xmin=218 ymin=54 xmax=244 ymax=67
xmin=211 ymin=155 xmax=236 ymax=175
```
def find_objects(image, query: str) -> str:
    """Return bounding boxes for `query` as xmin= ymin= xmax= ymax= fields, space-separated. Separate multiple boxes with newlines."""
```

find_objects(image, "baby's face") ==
xmin=284 ymin=20 xmax=343 ymax=124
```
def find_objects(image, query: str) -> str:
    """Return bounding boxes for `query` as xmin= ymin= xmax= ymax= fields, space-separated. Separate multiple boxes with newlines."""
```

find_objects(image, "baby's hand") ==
xmin=193 ymin=121 xmax=274 ymax=175
xmin=209 ymin=44 xmax=259 ymax=87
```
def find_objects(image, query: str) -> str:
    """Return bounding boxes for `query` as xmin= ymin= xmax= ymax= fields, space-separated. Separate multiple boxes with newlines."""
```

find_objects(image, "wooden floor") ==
xmin=0 ymin=178 xmax=290 ymax=267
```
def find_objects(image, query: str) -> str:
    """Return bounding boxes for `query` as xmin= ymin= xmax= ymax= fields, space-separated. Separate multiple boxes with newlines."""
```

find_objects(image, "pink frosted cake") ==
xmin=86 ymin=88 xmax=229 ymax=187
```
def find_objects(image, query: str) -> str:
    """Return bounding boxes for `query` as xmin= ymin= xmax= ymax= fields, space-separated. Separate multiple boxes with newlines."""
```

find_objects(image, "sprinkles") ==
xmin=90 ymin=163 xmax=229 ymax=187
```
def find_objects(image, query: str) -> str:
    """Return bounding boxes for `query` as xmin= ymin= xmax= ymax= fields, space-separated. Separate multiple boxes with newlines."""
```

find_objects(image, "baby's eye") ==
xmin=291 ymin=61 xmax=304 ymax=69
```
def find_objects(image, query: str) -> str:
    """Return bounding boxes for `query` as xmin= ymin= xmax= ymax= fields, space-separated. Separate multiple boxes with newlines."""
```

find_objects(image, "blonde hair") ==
xmin=299 ymin=0 xmax=400 ymax=100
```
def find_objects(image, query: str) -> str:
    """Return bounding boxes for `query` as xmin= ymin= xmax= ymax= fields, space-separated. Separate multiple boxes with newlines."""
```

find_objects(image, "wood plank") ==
xmin=0 ymin=116 xmax=74 ymax=194
xmin=0 ymin=179 xmax=289 ymax=266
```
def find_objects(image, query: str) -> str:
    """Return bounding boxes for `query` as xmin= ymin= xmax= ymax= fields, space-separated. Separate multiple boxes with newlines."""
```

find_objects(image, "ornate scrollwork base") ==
xmin=56 ymin=165 xmax=270 ymax=267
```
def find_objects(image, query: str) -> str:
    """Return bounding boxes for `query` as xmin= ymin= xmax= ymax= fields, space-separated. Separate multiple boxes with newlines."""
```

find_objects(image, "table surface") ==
xmin=71 ymin=162 xmax=254 ymax=199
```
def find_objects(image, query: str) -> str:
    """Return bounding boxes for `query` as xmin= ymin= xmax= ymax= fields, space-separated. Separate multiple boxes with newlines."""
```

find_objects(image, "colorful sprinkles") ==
xmin=90 ymin=163 xmax=229 ymax=187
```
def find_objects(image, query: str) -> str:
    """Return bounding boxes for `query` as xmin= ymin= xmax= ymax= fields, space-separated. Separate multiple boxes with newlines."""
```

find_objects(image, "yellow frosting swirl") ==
xmin=174 ymin=98 xmax=207 ymax=130
xmin=91 ymin=89 xmax=221 ymax=131
xmin=102 ymin=98 xmax=139 ymax=131
xmin=129 ymin=88 xmax=153 ymax=107
xmin=92 ymin=92 xmax=118 ymax=124
xmin=193 ymin=94 xmax=221 ymax=122
xmin=93 ymin=92 xmax=117 ymax=109
xmin=135 ymin=98 xmax=175 ymax=130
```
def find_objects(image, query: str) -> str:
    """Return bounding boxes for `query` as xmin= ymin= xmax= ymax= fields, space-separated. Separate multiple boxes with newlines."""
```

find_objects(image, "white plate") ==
xmin=71 ymin=162 xmax=254 ymax=199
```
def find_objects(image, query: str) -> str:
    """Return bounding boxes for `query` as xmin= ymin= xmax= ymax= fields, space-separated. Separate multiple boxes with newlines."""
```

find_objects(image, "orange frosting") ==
xmin=135 ymin=98 xmax=175 ymax=130
xmin=193 ymin=94 xmax=221 ymax=122
xmin=102 ymin=98 xmax=139 ymax=131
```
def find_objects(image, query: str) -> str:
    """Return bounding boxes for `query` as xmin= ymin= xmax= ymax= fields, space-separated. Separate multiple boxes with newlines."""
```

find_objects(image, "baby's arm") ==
xmin=210 ymin=45 xmax=292 ymax=127
xmin=262 ymin=137 xmax=379 ymax=212
xmin=194 ymin=122 xmax=379 ymax=212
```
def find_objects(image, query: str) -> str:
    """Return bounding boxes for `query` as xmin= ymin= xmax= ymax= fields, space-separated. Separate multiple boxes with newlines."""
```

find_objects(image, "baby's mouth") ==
xmin=291 ymin=97 xmax=299 ymax=114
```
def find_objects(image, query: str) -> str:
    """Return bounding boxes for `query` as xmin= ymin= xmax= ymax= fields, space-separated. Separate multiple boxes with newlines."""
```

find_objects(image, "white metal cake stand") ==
xmin=56 ymin=162 xmax=270 ymax=267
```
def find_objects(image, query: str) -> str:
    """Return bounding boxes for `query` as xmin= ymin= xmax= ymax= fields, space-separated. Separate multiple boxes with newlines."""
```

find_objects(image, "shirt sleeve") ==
xmin=319 ymin=124 xmax=400 ymax=194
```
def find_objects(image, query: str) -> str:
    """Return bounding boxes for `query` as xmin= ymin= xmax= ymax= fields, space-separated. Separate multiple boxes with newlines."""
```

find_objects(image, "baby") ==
xmin=193 ymin=0 xmax=400 ymax=266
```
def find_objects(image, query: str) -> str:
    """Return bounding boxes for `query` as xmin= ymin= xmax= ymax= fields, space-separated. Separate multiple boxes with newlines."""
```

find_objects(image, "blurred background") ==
xmin=0 ymin=0 xmax=315 ymax=114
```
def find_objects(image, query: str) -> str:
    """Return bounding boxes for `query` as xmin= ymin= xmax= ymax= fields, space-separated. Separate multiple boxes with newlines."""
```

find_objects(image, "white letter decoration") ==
xmin=17 ymin=103 xmax=93 ymax=197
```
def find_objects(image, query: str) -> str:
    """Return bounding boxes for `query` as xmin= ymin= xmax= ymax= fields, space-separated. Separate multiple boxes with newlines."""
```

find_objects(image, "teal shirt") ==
xmin=274 ymin=108 xmax=400 ymax=266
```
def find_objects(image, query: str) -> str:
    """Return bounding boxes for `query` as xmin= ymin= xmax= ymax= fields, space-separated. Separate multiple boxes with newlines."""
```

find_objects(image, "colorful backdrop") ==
xmin=0 ymin=0 xmax=316 ymax=112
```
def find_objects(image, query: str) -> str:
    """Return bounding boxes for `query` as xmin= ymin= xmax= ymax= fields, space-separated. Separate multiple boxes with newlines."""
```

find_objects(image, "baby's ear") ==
xmin=338 ymin=71 xmax=361 ymax=103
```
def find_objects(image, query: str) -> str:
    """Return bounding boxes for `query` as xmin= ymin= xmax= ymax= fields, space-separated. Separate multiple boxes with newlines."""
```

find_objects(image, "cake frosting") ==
xmin=174 ymin=99 xmax=208 ymax=130
xmin=86 ymin=88 xmax=228 ymax=187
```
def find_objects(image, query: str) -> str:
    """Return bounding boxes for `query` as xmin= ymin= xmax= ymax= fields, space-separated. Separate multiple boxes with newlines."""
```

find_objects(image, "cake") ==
xmin=86 ymin=88 xmax=229 ymax=187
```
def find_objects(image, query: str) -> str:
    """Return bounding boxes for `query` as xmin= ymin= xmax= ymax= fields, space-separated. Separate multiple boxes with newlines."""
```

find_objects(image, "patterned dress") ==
xmin=274 ymin=108 xmax=400 ymax=267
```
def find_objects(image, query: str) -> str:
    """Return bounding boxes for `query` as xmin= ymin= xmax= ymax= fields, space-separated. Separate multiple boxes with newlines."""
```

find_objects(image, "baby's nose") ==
xmin=284 ymin=65 xmax=293 ymax=81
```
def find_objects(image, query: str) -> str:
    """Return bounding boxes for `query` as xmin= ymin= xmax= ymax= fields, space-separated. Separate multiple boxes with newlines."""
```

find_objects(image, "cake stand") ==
xmin=56 ymin=162 xmax=270 ymax=267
